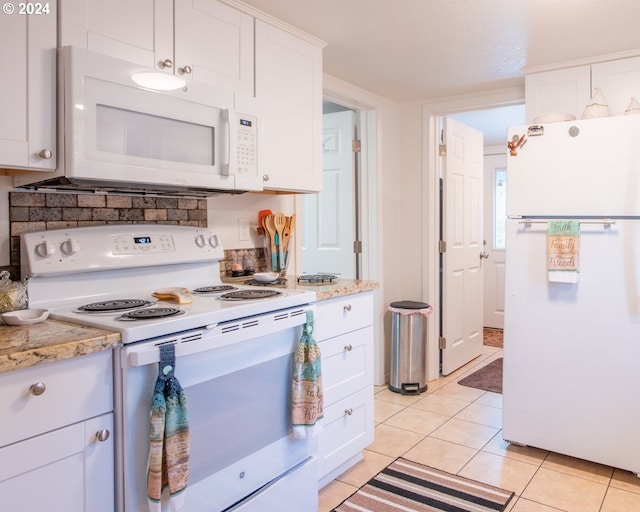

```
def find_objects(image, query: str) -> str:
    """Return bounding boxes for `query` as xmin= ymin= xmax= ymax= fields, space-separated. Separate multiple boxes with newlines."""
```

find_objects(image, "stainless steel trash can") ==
xmin=389 ymin=300 xmax=432 ymax=395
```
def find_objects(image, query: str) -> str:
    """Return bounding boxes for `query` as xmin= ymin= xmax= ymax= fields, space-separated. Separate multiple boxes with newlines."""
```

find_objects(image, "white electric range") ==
xmin=22 ymin=224 xmax=316 ymax=343
xmin=21 ymin=224 xmax=319 ymax=512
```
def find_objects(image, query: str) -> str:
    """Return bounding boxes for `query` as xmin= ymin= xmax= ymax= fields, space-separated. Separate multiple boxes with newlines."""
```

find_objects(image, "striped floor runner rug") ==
xmin=333 ymin=458 xmax=514 ymax=512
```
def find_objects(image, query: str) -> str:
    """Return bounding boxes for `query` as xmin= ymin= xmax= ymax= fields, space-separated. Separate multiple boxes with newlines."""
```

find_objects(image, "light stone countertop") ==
xmin=290 ymin=278 xmax=379 ymax=300
xmin=0 ymin=319 xmax=121 ymax=374
xmin=223 ymin=275 xmax=379 ymax=300
xmin=0 ymin=279 xmax=377 ymax=374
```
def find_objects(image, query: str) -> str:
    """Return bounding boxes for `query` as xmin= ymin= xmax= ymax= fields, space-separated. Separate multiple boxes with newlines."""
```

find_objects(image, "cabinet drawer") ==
xmin=315 ymin=292 xmax=373 ymax=341
xmin=0 ymin=351 xmax=113 ymax=447
xmin=318 ymin=387 xmax=374 ymax=480
xmin=321 ymin=326 xmax=373 ymax=406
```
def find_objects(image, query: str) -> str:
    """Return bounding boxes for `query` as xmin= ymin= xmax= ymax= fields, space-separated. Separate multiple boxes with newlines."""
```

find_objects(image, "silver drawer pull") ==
xmin=344 ymin=408 xmax=353 ymax=416
xmin=344 ymin=344 xmax=353 ymax=352
xmin=29 ymin=382 xmax=46 ymax=396
xmin=343 ymin=304 xmax=352 ymax=313
xmin=96 ymin=429 xmax=110 ymax=442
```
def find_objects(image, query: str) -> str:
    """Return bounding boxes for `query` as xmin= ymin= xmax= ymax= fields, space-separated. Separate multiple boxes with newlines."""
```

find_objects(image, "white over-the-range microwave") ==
xmin=14 ymin=46 xmax=261 ymax=197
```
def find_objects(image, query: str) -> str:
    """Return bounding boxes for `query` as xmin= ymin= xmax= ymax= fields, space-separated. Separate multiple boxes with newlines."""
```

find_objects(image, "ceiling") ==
xmin=240 ymin=0 xmax=640 ymax=145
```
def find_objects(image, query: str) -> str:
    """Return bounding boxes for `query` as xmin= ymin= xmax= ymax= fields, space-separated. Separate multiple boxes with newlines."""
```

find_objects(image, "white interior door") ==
xmin=482 ymin=153 xmax=507 ymax=329
xmin=441 ymin=117 xmax=484 ymax=375
xmin=302 ymin=110 xmax=356 ymax=277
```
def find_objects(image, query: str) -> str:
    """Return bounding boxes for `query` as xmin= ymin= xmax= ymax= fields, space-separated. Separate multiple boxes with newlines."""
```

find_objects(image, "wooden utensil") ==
xmin=273 ymin=212 xmax=286 ymax=270
xmin=263 ymin=214 xmax=278 ymax=271
xmin=282 ymin=214 xmax=296 ymax=270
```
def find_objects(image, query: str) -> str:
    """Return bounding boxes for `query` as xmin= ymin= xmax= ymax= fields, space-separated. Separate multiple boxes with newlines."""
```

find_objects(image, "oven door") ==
xmin=115 ymin=306 xmax=317 ymax=512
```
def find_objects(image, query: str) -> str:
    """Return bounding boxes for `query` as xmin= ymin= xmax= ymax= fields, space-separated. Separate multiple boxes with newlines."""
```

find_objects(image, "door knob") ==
xmin=480 ymin=251 xmax=489 ymax=259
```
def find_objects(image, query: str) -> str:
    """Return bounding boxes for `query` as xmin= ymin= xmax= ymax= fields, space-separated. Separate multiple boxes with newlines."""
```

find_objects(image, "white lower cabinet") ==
xmin=0 ymin=413 xmax=114 ymax=512
xmin=0 ymin=351 xmax=115 ymax=512
xmin=316 ymin=292 xmax=374 ymax=488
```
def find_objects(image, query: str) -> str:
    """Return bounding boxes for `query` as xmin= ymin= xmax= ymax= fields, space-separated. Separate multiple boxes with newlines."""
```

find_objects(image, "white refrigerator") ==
xmin=503 ymin=115 xmax=640 ymax=475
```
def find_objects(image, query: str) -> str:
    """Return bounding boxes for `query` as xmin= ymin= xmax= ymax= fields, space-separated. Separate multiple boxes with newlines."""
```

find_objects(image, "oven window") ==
xmin=96 ymin=104 xmax=214 ymax=166
xmin=185 ymin=354 xmax=292 ymax=483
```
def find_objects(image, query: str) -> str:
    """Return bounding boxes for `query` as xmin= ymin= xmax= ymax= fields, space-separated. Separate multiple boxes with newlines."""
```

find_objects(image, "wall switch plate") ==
xmin=238 ymin=218 xmax=250 ymax=241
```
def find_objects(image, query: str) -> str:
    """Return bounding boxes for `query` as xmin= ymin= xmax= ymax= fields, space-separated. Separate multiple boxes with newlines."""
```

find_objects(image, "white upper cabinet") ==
xmin=525 ymin=54 xmax=640 ymax=123
xmin=591 ymin=56 xmax=640 ymax=116
xmin=0 ymin=2 xmax=56 ymax=171
xmin=255 ymin=20 xmax=323 ymax=192
xmin=60 ymin=0 xmax=254 ymax=94
xmin=525 ymin=65 xmax=591 ymax=123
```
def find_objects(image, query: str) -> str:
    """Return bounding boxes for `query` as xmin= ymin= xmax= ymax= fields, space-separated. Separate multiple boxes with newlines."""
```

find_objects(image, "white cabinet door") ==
xmin=591 ymin=56 xmax=640 ymax=116
xmin=0 ymin=413 xmax=114 ymax=512
xmin=60 ymin=0 xmax=171 ymax=69
xmin=61 ymin=0 xmax=253 ymax=93
xmin=0 ymin=2 xmax=56 ymax=170
xmin=175 ymin=0 xmax=254 ymax=95
xmin=525 ymin=65 xmax=591 ymax=123
xmin=255 ymin=20 xmax=323 ymax=192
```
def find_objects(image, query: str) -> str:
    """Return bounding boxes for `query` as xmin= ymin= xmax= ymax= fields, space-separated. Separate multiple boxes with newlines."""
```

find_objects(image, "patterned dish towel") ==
xmin=147 ymin=344 xmax=190 ymax=512
xmin=292 ymin=310 xmax=324 ymax=439
xmin=547 ymin=220 xmax=580 ymax=283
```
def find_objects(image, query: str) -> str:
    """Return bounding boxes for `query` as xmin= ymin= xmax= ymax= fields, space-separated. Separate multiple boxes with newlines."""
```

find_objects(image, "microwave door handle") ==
xmin=221 ymin=109 xmax=236 ymax=176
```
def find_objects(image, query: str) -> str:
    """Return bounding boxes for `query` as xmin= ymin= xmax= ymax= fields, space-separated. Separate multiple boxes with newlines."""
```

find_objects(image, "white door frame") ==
xmin=422 ymin=87 xmax=524 ymax=381
xmin=295 ymin=87 xmax=382 ymax=382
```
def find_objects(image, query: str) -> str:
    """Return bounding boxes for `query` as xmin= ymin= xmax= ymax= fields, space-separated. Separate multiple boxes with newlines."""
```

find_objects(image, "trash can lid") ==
xmin=390 ymin=300 xmax=430 ymax=309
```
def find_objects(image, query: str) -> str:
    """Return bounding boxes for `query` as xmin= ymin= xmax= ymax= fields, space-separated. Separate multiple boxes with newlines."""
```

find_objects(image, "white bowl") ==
xmin=2 ymin=309 xmax=49 ymax=326
xmin=533 ymin=113 xmax=576 ymax=124
xmin=253 ymin=272 xmax=279 ymax=283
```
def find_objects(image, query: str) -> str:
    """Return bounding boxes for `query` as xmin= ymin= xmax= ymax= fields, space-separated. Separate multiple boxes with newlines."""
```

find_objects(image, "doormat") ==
xmin=332 ymin=457 xmax=514 ymax=512
xmin=457 ymin=358 xmax=503 ymax=394
xmin=483 ymin=327 xmax=503 ymax=348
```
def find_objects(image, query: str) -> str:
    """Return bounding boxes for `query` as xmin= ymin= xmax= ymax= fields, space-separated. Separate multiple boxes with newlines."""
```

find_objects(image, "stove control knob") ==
xmin=208 ymin=235 xmax=220 ymax=248
xmin=61 ymin=238 xmax=80 ymax=255
xmin=195 ymin=234 xmax=206 ymax=248
xmin=35 ymin=240 xmax=56 ymax=258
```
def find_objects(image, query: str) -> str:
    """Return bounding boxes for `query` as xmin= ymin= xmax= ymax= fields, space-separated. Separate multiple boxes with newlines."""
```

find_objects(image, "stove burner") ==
xmin=219 ymin=289 xmax=282 ymax=301
xmin=297 ymin=274 xmax=338 ymax=284
xmin=192 ymin=285 xmax=238 ymax=294
xmin=117 ymin=307 xmax=185 ymax=321
xmin=244 ymin=278 xmax=287 ymax=287
xmin=77 ymin=299 xmax=155 ymax=313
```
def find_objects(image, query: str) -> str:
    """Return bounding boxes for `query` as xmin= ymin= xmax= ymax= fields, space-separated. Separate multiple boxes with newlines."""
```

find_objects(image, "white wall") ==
xmin=206 ymin=192 xmax=298 ymax=271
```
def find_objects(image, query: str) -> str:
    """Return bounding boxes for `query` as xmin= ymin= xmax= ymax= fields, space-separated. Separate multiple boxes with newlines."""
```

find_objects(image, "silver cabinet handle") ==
xmin=344 ymin=408 xmax=353 ymax=416
xmin=344 ymin=344 xmax=353 ymax=352
xmin=96 ymin=429 xmax=110 ymax=442
xmin=38 ymin=149 xmax=52 ymax=160
xmin=343 ymin=304 xmax=352 ymax=313
xmin=262 ymin=174 xmax=270 ymax=182
xmin=179 ymin=65 xmax=192 ymax=75
xmin=159 ymin=58 xmax=173 ymax=69
xmin=30 ymin=382 xmax=46 ymax=396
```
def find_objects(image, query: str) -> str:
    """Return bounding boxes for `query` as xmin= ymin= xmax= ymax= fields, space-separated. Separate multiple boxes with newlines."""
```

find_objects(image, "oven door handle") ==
xmin=125 ymin=305 xmax=315 ymax=367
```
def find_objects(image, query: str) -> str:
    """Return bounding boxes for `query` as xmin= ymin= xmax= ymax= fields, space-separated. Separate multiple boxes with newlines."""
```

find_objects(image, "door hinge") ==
xmin=439 ymin=240 xmax=446 ymax=253
xmin=353 ymin=240 xmax=362 ymax=254
xmin=352 ymin=139 xmax=361 ymax=153
xmin=439 ymin=336 xmax=447 ymax=349
xmin=439 ymin=144 xmax=446 ymax=157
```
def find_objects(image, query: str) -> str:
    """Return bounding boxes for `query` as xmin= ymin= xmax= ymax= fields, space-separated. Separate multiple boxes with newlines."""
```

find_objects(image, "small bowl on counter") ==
xmin=2 ymin=309 xmax=50 ymax=326
xmin=253 ymin=272 xmax=280 ymax=283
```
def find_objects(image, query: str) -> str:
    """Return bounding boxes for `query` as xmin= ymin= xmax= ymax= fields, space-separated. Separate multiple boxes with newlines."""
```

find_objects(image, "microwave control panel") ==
xmin=236 ymin=114 xmax=257 ymax=175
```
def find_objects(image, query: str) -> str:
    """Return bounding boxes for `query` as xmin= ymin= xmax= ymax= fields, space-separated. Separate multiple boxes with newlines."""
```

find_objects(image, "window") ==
xmin=494 ymin=169 xmax=507 ymax=249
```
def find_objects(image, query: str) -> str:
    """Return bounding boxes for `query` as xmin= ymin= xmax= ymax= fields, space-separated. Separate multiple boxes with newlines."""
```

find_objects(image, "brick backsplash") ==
xmin=3 ymin=192 xmax=208 ymax=280
xmin=2 ymin=192 xmax=269 ymax=282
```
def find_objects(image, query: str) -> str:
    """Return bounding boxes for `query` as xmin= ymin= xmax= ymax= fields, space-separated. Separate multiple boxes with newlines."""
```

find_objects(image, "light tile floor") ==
xmin=318 ymin=345 xmax=640 ymax=512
